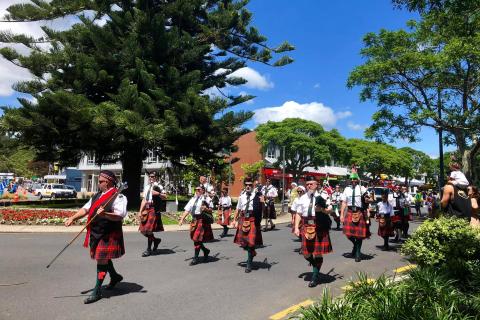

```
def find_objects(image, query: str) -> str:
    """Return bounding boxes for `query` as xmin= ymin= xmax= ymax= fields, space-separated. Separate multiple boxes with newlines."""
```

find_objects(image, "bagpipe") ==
xmin=314 ymin=195 xmax=332 ymax=231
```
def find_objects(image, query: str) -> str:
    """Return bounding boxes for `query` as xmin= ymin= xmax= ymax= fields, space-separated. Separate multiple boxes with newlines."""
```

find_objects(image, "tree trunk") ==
xmin=121 ymin=142 xmax=144 ymax=210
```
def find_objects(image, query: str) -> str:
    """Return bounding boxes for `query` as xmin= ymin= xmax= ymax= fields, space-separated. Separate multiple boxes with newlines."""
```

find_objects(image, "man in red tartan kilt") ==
xmin=340 ymin=170 xmax=371 ymax=262
xmin=65 ymin=170 xmax=127 ymax=304
xmin=294 ymin=177 xmax=333 ymax=287
xmin=376 ymin=189 xmax=394 ymax=251
xmin=179 ymin=186 xmax=214 ymax=265
xmin=217 ymin=188 xmax=232 ymax=237
xmin=233 ymin=177 xmax=264 ymax=273
xmin=137 ymin=172 xmax=167 ymax=257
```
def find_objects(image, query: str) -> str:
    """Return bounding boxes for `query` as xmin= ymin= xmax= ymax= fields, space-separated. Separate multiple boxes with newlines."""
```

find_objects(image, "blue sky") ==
xmin=0 ymin=0 xmax=447 ymax=157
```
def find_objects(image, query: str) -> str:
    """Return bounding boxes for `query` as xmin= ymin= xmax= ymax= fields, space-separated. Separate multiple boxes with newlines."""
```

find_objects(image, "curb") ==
xmin=0 ymin=214 xmax=292 ymax=233
xmin=269 ymin=264 xmax=417 ymax=320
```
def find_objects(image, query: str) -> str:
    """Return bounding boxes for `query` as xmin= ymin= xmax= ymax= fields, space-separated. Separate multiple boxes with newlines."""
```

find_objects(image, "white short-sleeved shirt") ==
xmin=184 ymin=195 xmax=213 ymax=216
xmin=144 ymin=182 xmax=165 ymax=203
xmin=450 ymin=171 xmax=469 ymax=185
xmin=341 ymin=185 xmax=366 ymax=207
xmin=236 ymin=192 xmax=255 ymax=211
xmin=290 ymin=197 xmax=300 ymax=212
xmin=219 ymin=195 xmax=232 ymax=208
xmin=377 ymin=201 xmax=393 ymax=216
xmin=262 ymin=185 xmax=278 ymax=198
xmin=331 ymin=191 xmax=342 ymax=205
xmin=202 ymin=183 xmax=214 ymax=193
xmin=296 ymin=191 xmax=320 ymax=217
xmin=82 ymin=188 xmax=128 ymax=218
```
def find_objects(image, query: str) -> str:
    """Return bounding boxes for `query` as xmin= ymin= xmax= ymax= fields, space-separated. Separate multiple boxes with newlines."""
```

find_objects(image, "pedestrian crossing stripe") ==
xmin=269 ymin=299 xmax=314 ymax=320
xmin=394 ymin=264 xmax=417 ymax=273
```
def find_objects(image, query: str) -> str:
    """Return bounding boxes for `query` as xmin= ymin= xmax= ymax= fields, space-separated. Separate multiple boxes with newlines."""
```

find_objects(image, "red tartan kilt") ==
xmin=90 ymin=229 xmax=125 ymax=260
xmin=343 ymin=210 xmax=370 ymax=239
xmin=139 ymin=207 xmax=164 ymax=234
xmin=301 ymin=219 xmax=332 ymax=258
xmin=216 ymin=208 xmax=231 ymax=226
xmin=234 ymin=216 xmax=263 ymax=247
xmin=262 ymin=202 xmax=276 ymax=219
xmin=377 ymin=217 xmax=394 ymax=237
xmin=190 ymin=217 xmax=214 ymax=242
xmin=391 ymin=214 xmax=401 ymax=224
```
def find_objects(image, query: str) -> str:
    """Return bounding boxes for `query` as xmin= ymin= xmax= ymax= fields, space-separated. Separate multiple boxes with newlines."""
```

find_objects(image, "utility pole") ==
xmin=438 ymin=88 xmax=445 ymax=195
xmin=282 ymin=146 xmax=286 ymax=213
xmin=227 ymin=148 xmax=232 ymax=190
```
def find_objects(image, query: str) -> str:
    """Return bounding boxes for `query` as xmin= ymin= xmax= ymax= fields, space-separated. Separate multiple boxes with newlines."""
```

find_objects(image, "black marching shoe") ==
xmin=105 ymin=274 xmax=123 ymax=290
xmin=142 ymin=249 xmax=151 ymax=257
xmin=190 ymin=257 xmax=199 ymax=266
xmin=153 ymin=238 xmax=161 ymax=251
xmin=84 ymin=291 xmax=102 ymax=304
xmin=355 ymin=255 xmax=361 ymax=262
xmin=308 ymin=276 xmax=319 ymax=288
xmin=245 ymin=263 xmax=252 ymax=273
xmin=203 ymin=248 xmax=210 ymax=262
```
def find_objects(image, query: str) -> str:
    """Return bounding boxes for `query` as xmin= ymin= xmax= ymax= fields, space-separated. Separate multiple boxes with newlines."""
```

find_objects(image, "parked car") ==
xmin=36 ymin=183 xmax=76 ymax=199
xmin=29 ymin=183 xmax=44 ymax=194
xmin=63 ymin=185 xmax=78 ymax=198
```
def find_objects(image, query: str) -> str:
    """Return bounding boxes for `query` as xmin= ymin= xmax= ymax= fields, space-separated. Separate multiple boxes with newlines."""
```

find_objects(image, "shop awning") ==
xmin=263 ymin=168 xmax=293 ymax=179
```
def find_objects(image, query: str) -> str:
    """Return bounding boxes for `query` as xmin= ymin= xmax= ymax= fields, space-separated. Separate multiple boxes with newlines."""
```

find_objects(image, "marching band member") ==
xmin=65 ymin=170 xmax=127 ymax=304
xmin=331 ymin=185 xmax=343 ymax=230
xmin=294 ymin=177 xmax=333 ymax=287
xmin=262 ymin=178 xmax=278 ymax=231
xmin=179 ymin=186 xmax=214 ymax=266
xmin=137 ymin=171 xmax=167 ymax=257
xmin=232 ymin=177 xmax=263 ymax=273
xmin=376 ymin=189 xmax=394 ymax=251
xmin=340 ymin=170 xmax=371 ymax=262
xmin=217 ymin=188 xmax=232 ymax=237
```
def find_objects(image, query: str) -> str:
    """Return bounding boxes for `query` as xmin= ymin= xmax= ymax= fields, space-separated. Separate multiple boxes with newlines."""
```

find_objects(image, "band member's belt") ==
xmin=348 ymin=206 xmax=361 ymax=212
xmin=241 ymin=210 xmax=254 ymax=217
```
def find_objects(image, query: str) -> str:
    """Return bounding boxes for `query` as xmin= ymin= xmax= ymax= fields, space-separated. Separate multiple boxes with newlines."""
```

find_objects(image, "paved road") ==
xmin=0 ymin=219 xmax=422 ymax=320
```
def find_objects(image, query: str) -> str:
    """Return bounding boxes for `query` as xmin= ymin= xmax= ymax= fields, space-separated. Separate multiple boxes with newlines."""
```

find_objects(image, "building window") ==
xmin=87 ymin=153 xmax=95 ymax=165
xmin=146 ymin=150 xmax=158 ymax=164
xmin=266 ymin=145 xmax=276 ymax=159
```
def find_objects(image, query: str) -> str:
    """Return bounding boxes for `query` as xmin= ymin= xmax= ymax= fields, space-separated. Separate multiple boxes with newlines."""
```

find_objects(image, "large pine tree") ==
xmin=0 ymin=0 xmax=293 ymax=207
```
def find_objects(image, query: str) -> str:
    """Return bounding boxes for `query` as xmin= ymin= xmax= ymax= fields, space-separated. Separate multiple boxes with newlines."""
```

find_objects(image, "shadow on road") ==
xmin=298 ymin=267 xmax=339 ymax=284
xmin=341 ymin=252 xmax=376 ymax=260
xmin=150 ymin=248 xmax=176 ymax=255
xmin=103 ymin=282 xmax=147 ymax=299
xmin=237 ymin=258 xmax=278 ymax=271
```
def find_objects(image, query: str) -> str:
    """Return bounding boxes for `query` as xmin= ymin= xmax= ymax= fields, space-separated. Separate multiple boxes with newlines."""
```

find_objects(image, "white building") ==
xmin=76 ymin=151 xmax=172 ymax=193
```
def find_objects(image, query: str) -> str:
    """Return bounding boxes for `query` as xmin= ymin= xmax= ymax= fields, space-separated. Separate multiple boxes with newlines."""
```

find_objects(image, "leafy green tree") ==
xmin=399 ymin=147 xmax=435 ymax=184
xmin=349 ymin=139 xmax=410 ymax=180
xmin=348 ymin=1 xmax=480 ymax=182
xmin=0 ymin=0 xmax=293 ymax=207
xmin=240 ymin=160 xmax=264 ymax=180
xmin=255 ymin=118 xmax=350 ymax=179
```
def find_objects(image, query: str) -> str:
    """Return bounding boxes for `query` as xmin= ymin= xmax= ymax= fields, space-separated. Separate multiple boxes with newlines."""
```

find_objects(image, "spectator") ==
xmin=414 ymin=190 xmax=423 ymax=216
xmin=467 ymin=186 xmax=480 ymax=228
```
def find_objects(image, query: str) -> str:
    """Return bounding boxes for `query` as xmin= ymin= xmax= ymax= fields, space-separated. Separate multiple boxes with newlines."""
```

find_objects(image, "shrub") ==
xmin=401 ymin=216 xmax=480 ymax=267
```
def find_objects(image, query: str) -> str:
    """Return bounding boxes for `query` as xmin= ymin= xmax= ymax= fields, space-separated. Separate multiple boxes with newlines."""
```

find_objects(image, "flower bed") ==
xmin=0 ymin=209 xmax=177 ymax=226
xmin=0 ymin=208 xmax=77 ymax=225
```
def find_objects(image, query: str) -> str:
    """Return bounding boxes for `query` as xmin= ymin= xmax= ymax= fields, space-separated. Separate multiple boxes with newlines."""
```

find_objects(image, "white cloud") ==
xmin=313 ymin=83 xmax=320 ymax=89
xmin=347 ymin=121 xmax=367 ymax=131
xmin=229 ymin=67 xmax=273 ymax=90
xmin=0 ymin=57 xmax=32 ymax=96
xmin=253 ymin=100 xmax=352 ymax=129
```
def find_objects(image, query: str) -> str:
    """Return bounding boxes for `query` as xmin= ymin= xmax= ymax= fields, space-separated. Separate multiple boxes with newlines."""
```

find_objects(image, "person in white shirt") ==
xmin=64 ymin=170 xmax=126 ymax=304
xmin=262 ymin=178 xmax=278 ymax=231
xmin=217 ymin=188 xmax=232 ymax=237
xmin=294 ymin=177 xmax=333 ymax=288
xmin=376 ymin=189 xmax=394 ymax=251
xmin=232 ymin=177 xmax=263 ymax=273
xmin=448 ymin=162 xmax=469 ymax=189
xmin=331 ymin=185 xmax=343 ymax=230
xmin=290 ymin=185 xmax=305 ymax=234
xmin=199 ymin=175 xmax=214 ymax=193
xmin=340 ymin=172 xmax=371 ymax=262
xmin=179 ymin=186 xmax=214 ymax=266
xmin=138 ymin=172 xmax=167 ymax=257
